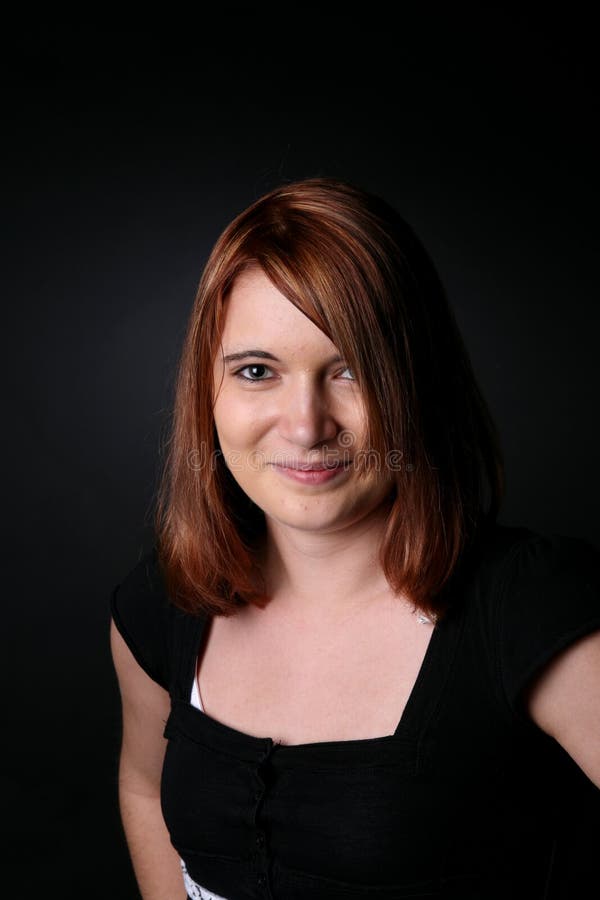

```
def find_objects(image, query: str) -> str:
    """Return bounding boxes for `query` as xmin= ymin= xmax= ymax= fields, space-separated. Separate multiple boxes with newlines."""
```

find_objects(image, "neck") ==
xmin=257 ymin=505 xmax=401 ymax=626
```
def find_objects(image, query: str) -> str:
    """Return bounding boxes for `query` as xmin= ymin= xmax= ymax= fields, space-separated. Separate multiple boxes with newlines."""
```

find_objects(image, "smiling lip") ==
xmin=272 ymin=462 xmax=351 ymax=484
xmin=275 ymin=462 xmax=344 ymax=470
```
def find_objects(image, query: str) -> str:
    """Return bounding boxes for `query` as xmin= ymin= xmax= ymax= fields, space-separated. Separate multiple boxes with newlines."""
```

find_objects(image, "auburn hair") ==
xmin=153 ymin=176 xmax=504 ymax=620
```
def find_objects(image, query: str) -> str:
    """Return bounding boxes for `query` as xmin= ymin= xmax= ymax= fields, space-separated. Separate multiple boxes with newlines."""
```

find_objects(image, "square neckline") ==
xmin=181 ymin=601 xmax=462 ymax=753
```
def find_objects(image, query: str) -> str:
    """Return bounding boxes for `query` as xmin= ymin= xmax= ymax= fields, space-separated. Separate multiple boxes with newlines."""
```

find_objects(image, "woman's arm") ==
xmin=526 ymin=629 xmax=600 ymax=788
xmin=110 ymin=618 xmax=187 ymax=900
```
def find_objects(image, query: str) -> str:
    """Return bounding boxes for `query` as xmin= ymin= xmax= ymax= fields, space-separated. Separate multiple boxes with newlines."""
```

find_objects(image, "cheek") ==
xmin=214 ymin=398 xmax=267 ymax=452
xmin=340 ymin=403 xmax=367 ymax=440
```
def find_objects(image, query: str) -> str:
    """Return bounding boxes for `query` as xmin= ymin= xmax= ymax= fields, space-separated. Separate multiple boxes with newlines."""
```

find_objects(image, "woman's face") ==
xmin=212 ymin=267 xmax=394 ymax=536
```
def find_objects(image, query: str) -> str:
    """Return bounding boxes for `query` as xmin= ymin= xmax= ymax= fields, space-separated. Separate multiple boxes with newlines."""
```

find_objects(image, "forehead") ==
xmin=219 ymin=268 xmax=336 ymax=353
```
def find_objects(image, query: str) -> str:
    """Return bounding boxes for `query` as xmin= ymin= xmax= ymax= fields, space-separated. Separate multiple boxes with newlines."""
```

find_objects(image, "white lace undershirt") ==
xmin=190 ymin=668 xmax=205 ymax=711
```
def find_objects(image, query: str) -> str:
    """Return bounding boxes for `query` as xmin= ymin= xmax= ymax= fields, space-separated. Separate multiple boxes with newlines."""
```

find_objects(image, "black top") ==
xmin=110 ymin=523 xmax=600 ymax=899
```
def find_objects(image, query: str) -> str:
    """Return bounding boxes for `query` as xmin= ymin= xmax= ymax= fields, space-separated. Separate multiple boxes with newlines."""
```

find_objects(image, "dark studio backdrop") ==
xmin=3 ymin=13 xmax=598 ymax=898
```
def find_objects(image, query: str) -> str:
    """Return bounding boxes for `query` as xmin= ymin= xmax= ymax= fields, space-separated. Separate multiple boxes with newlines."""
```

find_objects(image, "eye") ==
xmin=233 ymin=363 xmax=274 ymax=382
xmin=338 ymin=366 xmax=355 ymax=380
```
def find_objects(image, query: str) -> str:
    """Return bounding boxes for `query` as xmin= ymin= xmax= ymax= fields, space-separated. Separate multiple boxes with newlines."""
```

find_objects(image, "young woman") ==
xmin=109 ymin=177 xmax=600 ymax=899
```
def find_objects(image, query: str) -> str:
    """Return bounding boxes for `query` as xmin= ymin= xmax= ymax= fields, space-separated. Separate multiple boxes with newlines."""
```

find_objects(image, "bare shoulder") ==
xmin=526 ymin=628 xmax=600 ymax=788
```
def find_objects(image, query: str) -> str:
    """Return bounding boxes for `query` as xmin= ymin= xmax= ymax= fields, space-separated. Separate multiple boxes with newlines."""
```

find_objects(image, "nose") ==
xmin=277 ymin=377 xmax=339 ymax=449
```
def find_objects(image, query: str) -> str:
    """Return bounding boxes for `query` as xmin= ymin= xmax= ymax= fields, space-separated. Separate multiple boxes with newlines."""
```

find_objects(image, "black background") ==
xmin=3 ymin=12 xmax=598 ymax=898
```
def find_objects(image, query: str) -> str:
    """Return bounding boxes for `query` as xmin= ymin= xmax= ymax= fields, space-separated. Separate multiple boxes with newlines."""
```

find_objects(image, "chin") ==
xmin=267 ymin=507 xmax=355 ymax=533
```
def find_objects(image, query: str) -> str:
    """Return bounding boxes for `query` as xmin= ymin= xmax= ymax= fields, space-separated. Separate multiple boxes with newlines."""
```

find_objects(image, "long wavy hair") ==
xmin=153 ymin=176 xmax=504 ymax=620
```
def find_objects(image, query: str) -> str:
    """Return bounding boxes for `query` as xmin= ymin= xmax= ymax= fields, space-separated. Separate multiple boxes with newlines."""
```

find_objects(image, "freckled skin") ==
xmin=212 ymin=268 xmax=395 ymax=538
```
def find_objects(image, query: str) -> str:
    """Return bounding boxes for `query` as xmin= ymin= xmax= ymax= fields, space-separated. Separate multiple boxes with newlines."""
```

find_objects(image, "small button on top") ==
xmin=256 ymin=831 xmax=265 ymax=847
xmin=253 ymin=790 xmax=262 ymax=801
xmin=257 ymin=873 xmax=266 ymax=886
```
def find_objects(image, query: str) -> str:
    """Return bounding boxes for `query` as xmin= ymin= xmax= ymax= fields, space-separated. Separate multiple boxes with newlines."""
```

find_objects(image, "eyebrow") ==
xmin=222 ymin=349 xmax=344 ymax=365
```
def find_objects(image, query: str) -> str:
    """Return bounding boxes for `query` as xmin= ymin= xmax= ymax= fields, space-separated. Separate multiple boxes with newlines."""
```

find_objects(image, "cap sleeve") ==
xmin=110 ymin=546 xmax=172 ymax=690
xmin=499 ymin=530 xmax=600 ymax=717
